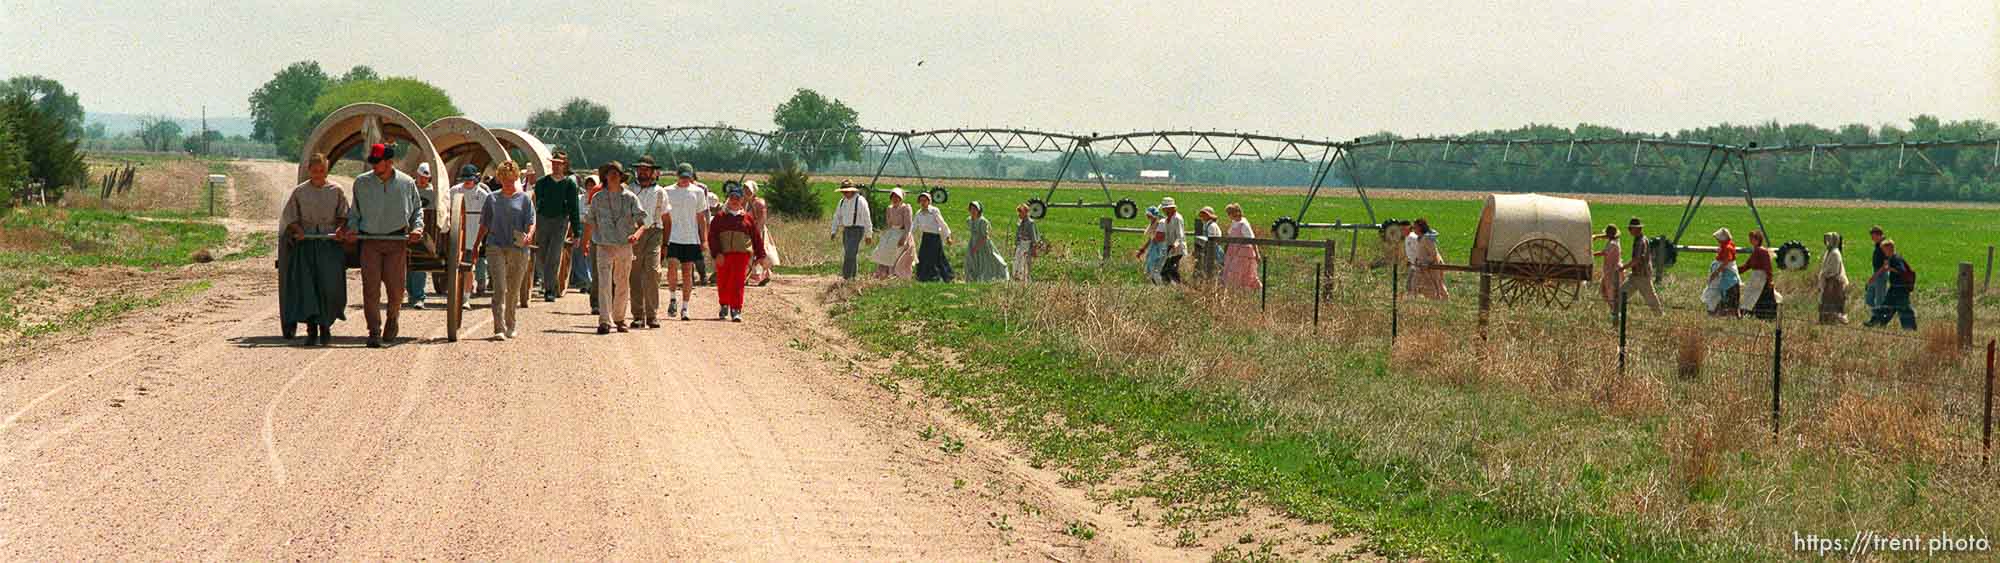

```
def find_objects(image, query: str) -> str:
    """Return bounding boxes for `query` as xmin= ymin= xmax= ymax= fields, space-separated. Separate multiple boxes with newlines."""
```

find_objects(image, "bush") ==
xmin=765 ymin=157 xmax=821 ymax=219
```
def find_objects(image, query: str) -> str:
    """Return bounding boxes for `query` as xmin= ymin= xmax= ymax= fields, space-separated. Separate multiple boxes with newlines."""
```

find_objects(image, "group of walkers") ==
xmin=1587 ymin=218 xmax=1916 ymax=329
xmin=277 ymin=146 xmax=780 ymax=347
xmin=1129 ymin=198 xmax=1268 ymax=290
xmin=837 ymin=182 xmax=1043 ymax=283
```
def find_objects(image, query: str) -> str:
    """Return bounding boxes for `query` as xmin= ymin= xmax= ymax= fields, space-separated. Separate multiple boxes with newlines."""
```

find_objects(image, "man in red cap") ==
xmin=337 ymin=143 xmax=425 ymax=348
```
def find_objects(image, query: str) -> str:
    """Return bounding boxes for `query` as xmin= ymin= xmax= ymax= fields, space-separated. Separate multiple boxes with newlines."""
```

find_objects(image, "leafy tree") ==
xmin=84 ymin=122 xmax=108 ymax=139
xmin=137 ymin=115 xmax=183 ymax=152
xmin=526 ymin=98 xmax=630 ymax=168
xmin=0 ymin=114 xmax=27 ymax=205
xmin=306 ymin=77 xmax=460 ymax=158
xmin=763 ymin=156 xmax=821 ymax=219
xmin=337 ymin=65 xmax=379 ymax=85
xmin=0 ymin=75 xmax=84 ymax=138
xmin=771 ymin=89 xmax=861 ymax=168
xmin=248 ymin=61 xmax=329 ymax=161
xmin=183 ymin=130 xmax=224 ymax=154
xmin=0 ymin=94 xmax=87 ymax=204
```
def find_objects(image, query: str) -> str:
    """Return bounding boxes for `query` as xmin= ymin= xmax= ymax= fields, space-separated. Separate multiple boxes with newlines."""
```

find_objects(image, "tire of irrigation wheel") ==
xmin=444 ymin=227 xmax=462 ymax=342
xmin=1272 ymin=217 xmax=1300 ymax=240
xmin=930 ymin=187 xmax=949 ymax=204
xmin=1650 ymin=236 xmax=1678 ymax=268
xmin=1776 ymin=240 xmax=1811 ymax=270
xmin=1114 ymin=199 xmax=1138 ymax=220
xmin=1027 ymin=199 xmax=1048 ymax=220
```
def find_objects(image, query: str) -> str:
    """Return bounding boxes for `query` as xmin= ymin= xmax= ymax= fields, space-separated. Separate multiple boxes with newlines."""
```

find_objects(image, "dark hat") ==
xmin=365 ymin=143 xmax=395 ymax=164
xmin=458 ymin=164 xmax=480 ymax=181
xmin=550 ymin=150 xmax=569 ymax=163
xmin=634 ymin=155 xmax=659 ymax=169
xmin=725 ymin=182 xmax=746 ymax=197
xmin=675 ymin=162 xmax=694 ymax=178
xmin=1627 ymin=217 xmax=1644 ymax=228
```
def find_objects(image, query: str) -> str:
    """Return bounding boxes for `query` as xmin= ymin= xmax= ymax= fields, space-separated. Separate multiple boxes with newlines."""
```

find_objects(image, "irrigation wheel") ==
xmin=1776 ymin=240 xmax=1812 ymax=270
xmin=929 ymin=187 xmax=950 ymax=204
xmin=1113 ymin=199 xmax=1138 ymax=220
xmin=1494 ymin=237 xmax=1582 ymax=307
xmin=1271 ymin=217 xmax=1300 ymax=240
xmin=1027 ymin=198 xmax=1048 ymax=219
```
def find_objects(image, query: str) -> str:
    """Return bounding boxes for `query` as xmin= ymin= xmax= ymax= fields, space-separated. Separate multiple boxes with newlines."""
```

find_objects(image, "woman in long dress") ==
xmin=1220 ymin=203 xmax=1262 ymax=290
xmin=1741 ymin=230 xmax=1781 ymax=320
xmin=1138 ymin=207 xmax=1165 ymax=284
xmin=1817 ymin=232 xmax=1848 ymax=324
xmin=1701 ymin=228 xmax=1742 ymax=316
xmin=1593 ymin=224 xmax=1623 ymax=312
xmin=871 ymin=188 xmax=915 ymax=279
xmin=912 ymin=192 xmax=954 ymax=282
xmin=1405 ymin=218 xmax=1449 ymax=300
xmin=278 ymin=152 xmax=349 ymax=347
xmin=962 ymin=201 xmax=1011 ymax=282
xmin=743 ymin=181 xmax=781 ymax=286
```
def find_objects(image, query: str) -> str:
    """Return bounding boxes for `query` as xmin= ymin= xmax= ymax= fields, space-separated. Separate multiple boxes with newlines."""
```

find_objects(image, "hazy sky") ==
xmin=4 ymin=1 xmax=1995 ymax=139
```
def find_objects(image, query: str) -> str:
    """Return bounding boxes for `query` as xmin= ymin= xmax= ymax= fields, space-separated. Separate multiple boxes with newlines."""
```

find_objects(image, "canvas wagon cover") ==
xmin=1470 ymin=193 xmax=1593 ymax=267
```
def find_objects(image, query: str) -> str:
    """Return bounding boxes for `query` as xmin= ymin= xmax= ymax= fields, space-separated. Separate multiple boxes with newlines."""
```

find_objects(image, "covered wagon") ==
xmin=280 ymin=103 xmax=469 ymax=341
xmin=1469 ymin=193 xmax=1594 ymax=306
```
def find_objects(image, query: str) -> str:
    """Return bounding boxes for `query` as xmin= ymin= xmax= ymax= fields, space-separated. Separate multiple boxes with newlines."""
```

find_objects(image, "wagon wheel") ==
xmin=1494 ymin=237 xmax=1581 ymax=308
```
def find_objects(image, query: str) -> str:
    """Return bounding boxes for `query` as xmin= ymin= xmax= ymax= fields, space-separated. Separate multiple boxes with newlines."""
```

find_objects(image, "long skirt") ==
xmin=1819 ymin=277 xmax=1848 ymax=324
xmin=871 ymin=227 xmax=908 ymax=266
xmin=1744 ymin=269 xmax=1780 ymax=319
xmin=916 ymin=232 xmax=954 ymax=282
xmin=1701 ymin=263 xmax=1741 ymax=313
xmin=1222 ymin=245 xmax=1261 ymax=290
xmin=280 ymin=239 xmax=347 ymax=327
xmin=964 ymin=238 xmax=1010 ymax=282
xmin=1144 ymin=243 xmax=1166 ymax=284
xmin=1410 ymin=263 xmax=1449 ymax=300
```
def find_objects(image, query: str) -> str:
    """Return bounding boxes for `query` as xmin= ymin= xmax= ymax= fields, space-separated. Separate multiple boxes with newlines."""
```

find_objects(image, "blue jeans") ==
xmin=1866 ymin=287 xmax=1917 ymax=329
xmin=405 ymin=270 xmax=428 ymax=303
xmin=570 ymin=238 xmax=594 ymax=290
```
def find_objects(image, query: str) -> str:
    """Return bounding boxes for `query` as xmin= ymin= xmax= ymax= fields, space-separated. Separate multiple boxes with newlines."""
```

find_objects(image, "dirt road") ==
xmin=0 ymin=271 xmax=1193 ymax=560
xmin=0 ymin=161 xmax=1196 ymax=561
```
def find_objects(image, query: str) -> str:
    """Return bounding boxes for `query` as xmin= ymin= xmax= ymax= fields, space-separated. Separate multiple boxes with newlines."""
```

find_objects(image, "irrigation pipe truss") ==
xmin=528 ymin=123 xmax=1999 ymax=265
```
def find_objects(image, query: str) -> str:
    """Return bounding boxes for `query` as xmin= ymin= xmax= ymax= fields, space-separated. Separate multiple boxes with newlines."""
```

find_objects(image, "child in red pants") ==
xmin=707 ymin=183 xmax=768 ymax=322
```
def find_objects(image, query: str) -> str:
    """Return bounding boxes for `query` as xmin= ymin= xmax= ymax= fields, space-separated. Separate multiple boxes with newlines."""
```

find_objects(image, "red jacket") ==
xmin=707 ymin=211 xmax=767 ymax=261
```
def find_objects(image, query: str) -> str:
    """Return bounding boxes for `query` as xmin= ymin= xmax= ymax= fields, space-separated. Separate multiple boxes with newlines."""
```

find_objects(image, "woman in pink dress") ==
xmin=1220 ymin=203 xmax=1262 ymax=290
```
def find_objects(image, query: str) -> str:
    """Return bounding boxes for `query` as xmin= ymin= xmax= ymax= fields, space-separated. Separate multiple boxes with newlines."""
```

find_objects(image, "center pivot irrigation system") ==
xmin=530 ymin=122 xmax=1999 ymax=272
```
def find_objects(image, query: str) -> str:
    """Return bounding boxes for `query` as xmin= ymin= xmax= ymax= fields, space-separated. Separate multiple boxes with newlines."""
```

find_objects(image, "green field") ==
xmin=791 ymin=181 xmax=1998 ymax=293
xmin=793 ymin=179 xmax=2000 ymax=559
xmin=0 ymin=207 xmax=231 ymax=341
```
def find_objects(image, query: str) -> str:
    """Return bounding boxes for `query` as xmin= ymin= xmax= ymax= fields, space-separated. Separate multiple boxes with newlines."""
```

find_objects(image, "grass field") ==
xmin=776 ymin=180 xmax=2000 ymax=294
xmin=771 ymin=177 xmax=2000 ymax=559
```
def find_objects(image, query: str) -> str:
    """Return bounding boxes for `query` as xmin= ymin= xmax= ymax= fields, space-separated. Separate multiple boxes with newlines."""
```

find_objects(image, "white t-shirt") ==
xmin=664 ymin=182 xmax=710 ymax=245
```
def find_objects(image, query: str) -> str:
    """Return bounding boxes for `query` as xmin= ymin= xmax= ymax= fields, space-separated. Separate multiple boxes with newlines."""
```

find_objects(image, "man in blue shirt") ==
xmin=337 ymin=143 xmax=425 ymax=348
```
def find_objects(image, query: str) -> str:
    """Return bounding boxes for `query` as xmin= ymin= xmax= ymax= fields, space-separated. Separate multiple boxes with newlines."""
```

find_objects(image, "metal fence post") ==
xmin=1313 ymin=263 xmax=1322 ymax=331
xmin=1985 ymin=339 xmax=1994 ymax=469
xmin=1959 ymin=263 xmax=1974 ymax=348
xmin=1618 ymin=287 xmax=1628 ymax=376
xmin=1772 ymin=326 xmax=1784 ymax=438
xmin=1391 ymin=261 xmax=1400 ymax=341
xmin=1259 ymin=257 xmax=1268 ymax=311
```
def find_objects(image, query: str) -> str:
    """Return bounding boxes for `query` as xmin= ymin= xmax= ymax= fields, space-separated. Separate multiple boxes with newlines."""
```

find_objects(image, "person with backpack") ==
xmin=1862 ymin=238 xmax=1917 ymax=329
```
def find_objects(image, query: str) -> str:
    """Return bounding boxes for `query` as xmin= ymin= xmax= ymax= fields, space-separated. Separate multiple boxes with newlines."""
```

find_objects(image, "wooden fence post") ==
xmin=1099 ymin=217 xmax=1113 ymax=261
xmin=1960 ymin=262 xmax=1975 ymax=348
